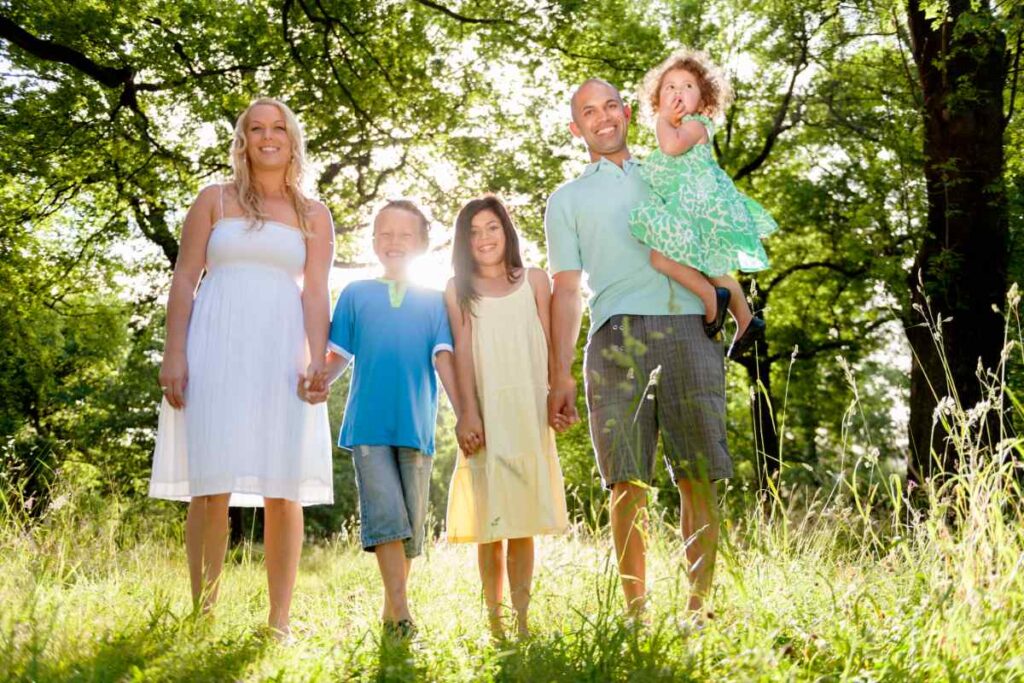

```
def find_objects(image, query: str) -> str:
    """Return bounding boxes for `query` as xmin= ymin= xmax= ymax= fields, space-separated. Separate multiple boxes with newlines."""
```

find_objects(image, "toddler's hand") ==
xmin=663 ymin=95 xmax=688 ymax=126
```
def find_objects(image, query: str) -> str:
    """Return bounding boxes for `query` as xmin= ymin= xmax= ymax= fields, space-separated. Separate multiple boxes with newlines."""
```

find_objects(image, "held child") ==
xmin=303 ymin=200 xmax=459 ymax=638
xmin=629 ymin=48 xmax=777 ymax=358
xmin=444 ymin=196 xmax=569 ymax=639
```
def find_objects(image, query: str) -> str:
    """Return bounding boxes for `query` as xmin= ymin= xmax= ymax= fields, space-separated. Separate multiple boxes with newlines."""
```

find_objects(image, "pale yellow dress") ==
xmin=445 ymin=278 xmax=569 ymax=543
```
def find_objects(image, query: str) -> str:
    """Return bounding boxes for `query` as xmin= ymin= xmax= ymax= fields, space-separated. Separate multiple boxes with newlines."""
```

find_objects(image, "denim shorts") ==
xmin=584 ymin=314 xmax=733 ymax=489
xmin=351 ymin=445 xmax=433 ymax=558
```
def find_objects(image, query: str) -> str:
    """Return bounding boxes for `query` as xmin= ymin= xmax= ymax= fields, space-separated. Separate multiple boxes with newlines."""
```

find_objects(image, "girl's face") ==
xmin=659 ymin=68 xmax=703 ymax=117
xmin=469 ymin=209 xmax=506 ymax=269
xmin=245 ymin=104 xmax=292 ymax=171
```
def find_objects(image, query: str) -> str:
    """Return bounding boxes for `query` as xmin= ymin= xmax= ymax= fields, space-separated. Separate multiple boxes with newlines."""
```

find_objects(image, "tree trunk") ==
xmin=905 ymin=0 xmax=1008 ymax=481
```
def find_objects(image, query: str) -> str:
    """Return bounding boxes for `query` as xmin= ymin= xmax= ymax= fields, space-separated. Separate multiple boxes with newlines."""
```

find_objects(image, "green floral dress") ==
xmin=629 ymin=114 xmax=777 ymax=277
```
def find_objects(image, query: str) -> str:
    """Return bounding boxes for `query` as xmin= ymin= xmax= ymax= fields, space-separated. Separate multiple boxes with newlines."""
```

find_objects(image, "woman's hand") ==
xmin=456 ymin=411 xmax=485 ymax=456
xmin=304 ymin=356 xmax=328 ymax=393
xmin=297 ymin=374 xmax=330 ymax=404
xmin=159 ymin=350 xmax=189 ymax=409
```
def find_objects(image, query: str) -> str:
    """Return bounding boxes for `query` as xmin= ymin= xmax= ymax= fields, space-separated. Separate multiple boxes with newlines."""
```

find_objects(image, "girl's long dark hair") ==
xmin=452 ymin=195 xmax=524 ymax=319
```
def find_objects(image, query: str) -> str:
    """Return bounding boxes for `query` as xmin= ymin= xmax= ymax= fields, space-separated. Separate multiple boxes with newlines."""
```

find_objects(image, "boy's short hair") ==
xmin=374 ymin=199 xmax=431 ymax=243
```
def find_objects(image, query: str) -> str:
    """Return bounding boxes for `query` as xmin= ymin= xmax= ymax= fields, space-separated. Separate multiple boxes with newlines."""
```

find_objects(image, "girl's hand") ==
xmin=456 ymin=412 xmax=485 ymax=456
xmin=551 ymin=412 xmax=574 ymax=433
xmin=159 ymin=350 xmax=189 ymax=410
xmin=663 ymin=96 xmax=688 ymax=126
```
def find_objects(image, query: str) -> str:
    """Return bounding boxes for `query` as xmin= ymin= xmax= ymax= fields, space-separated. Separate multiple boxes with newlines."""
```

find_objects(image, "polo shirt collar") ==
xmin=580 ymin=155 xmax=641 ymax=177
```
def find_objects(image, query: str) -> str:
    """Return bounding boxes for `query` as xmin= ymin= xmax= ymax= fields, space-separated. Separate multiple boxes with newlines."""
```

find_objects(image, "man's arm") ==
xmin=548 ymin=269 xmax=583 ymax=430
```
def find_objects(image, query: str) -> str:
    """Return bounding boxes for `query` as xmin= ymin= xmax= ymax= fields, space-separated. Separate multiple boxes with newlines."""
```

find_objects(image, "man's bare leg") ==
xmin=678 ymin=478 xmax=720 ymax=614
xmin=610 ymin=482 xmax=648 ymax=615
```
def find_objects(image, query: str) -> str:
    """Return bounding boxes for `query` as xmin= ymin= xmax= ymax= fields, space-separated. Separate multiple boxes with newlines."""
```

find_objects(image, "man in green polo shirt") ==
xmin=546 ymin=78 xmax=733 ymax=620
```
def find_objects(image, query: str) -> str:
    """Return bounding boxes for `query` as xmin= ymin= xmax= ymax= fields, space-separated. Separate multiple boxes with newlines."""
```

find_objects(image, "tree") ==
xmin=904 ymin=0 xmax=1015 ymax=480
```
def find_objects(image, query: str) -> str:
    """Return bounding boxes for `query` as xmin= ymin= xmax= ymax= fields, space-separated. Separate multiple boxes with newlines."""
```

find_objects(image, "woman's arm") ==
xmin=158 ymin=185 xmax=218 ymax=409
xmin=444 ymin=279 xmax=484 ymax=455
xmin=301 ymin=201 xmax=335 ymax=389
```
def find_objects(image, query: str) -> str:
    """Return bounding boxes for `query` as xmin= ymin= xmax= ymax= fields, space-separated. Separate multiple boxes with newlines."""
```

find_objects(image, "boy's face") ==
xmin=373 ymin=208 xmax=426 ymax=274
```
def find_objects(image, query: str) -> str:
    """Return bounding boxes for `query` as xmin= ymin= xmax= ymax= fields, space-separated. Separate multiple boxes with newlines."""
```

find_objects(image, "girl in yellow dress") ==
xmin=444 ymin=195 xmax=569 ymax=638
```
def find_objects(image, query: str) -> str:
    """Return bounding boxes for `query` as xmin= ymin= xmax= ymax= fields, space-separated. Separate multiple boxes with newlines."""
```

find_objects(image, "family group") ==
xmin=148 ymin=48 xmax=776 ymax=640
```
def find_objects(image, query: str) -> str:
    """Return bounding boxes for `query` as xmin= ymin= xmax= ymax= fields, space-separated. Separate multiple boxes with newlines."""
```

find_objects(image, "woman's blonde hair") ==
xmin=229 ymin=97 xmax=313 ymax=236
xmin=640 ymin=47 xmax=734 ymax=124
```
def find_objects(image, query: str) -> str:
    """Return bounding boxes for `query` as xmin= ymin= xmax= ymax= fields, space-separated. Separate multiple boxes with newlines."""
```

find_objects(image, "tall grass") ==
xmin=1 ymin=288 xmax=1023 ymax=681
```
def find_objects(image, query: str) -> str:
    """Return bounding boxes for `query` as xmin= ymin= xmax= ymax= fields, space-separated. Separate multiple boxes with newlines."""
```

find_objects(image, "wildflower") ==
xmin=932 ymin=396 xmax=956 ymax=423
xmin=965 ymin=399 xmax=991 ymax=427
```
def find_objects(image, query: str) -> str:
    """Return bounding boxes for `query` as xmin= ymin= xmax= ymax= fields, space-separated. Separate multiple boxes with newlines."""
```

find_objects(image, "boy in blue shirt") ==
xmin=303 ymin=199 xmax=459 ymax=637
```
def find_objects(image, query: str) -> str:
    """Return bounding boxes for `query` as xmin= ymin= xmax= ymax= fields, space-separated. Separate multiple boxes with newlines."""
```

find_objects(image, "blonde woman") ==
xmin=149 ymin=98 xmax=335 ymax=638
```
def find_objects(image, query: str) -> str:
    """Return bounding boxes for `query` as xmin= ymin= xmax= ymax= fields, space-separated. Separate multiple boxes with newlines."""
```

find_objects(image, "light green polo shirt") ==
xmin=544 ymin=156 xmax=703 ymax=337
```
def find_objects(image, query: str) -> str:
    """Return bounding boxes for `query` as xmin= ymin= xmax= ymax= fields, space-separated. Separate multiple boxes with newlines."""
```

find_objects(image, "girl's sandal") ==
xmin=703 ymin=287 xmax=731 ymax=339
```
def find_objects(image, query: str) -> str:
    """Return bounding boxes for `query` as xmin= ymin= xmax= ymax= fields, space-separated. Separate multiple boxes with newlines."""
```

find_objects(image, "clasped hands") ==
xmin=296 ymin=357 xmax=330 ymax=404
xmin=457 ymin=377 xmax=580 ymax=457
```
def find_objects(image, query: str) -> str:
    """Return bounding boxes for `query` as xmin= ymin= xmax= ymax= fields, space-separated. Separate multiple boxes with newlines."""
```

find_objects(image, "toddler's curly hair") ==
xmin=640 ymin=47 xmax=734 ymax=123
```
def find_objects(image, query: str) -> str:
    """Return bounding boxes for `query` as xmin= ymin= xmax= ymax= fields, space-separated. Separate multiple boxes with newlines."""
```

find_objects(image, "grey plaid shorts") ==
xmin=583 ymin=314 xmax=733 ymax=488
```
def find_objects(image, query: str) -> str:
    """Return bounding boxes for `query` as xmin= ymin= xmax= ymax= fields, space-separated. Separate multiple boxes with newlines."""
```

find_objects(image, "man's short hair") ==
xmin=570 ymin=78 xmax=624 ymax=122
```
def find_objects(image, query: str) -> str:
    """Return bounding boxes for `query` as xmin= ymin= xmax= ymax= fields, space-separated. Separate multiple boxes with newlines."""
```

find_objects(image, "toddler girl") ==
xmin=630 ymin=48 xmax=777 ymax=357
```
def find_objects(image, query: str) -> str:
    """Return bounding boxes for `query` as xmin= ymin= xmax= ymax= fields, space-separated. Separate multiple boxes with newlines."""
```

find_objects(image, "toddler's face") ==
xmin=373 ymin=208 xmax=426 ymax=272
xmin=659 ymin=69 xmax=703 ymax=118
xmin=469 ymin=209 xmax=506 ymax=268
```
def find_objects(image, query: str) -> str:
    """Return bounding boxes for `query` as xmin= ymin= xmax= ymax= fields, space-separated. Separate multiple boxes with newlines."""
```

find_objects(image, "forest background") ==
xmin=1 ymin=0 xmax=1022 ymax=540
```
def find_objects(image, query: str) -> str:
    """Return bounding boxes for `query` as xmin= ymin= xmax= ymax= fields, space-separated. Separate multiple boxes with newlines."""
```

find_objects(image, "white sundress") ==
xmin=149 ymin=191 xmax=333 ymax=507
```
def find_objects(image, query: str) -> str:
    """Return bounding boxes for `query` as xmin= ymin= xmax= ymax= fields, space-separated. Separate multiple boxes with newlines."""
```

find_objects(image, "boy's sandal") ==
xmin=703 ymin=287 xmax=731 ymax=339
xmin=727 ymin=316 xmax=766 ymax=359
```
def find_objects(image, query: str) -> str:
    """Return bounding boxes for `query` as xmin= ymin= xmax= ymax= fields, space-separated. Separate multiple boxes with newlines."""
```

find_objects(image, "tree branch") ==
xmin=732 ymin=48 xmax=806 ymax=182
xmin=0 ymin=14 xmax=132 ymax=88
xmin=763 ymin=260 xmax=869 ymax=294
xmin=411 ymin=0 xmax=513 ymax=24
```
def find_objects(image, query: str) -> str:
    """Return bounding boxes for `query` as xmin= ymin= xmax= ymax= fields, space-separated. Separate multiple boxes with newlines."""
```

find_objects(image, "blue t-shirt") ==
xmin=328 ymin=279 xmax=453 ymax=455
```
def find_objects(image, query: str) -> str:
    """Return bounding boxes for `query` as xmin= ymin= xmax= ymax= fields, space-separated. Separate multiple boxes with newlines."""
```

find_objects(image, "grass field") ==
xmin=3 ymin=304 xmax=1023 ymax=681
xmin=3 ymin=469 xmax=1024 ymax=682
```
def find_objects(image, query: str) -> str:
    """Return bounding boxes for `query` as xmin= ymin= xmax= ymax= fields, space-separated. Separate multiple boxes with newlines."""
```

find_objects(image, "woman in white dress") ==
xmin=149 ymin=98 xmax=335 ymax=637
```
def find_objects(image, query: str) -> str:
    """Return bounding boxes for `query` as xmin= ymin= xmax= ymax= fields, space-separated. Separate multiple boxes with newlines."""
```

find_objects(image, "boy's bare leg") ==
xmin=185 ymin=494 xmax=230 ymax=613
xmin=376 ymin=541 xmax=412 ymax=623
xmin=506 ymin=537 xmax=534 ymax=637
xmin=610 ymin=482 xmax=647 ymax=615
xmin=382 ymin=557 xmax=412 ymax=621
xmin=478 ymin=541 xmax=505 ymax=636
xmin=678 ymin=479 xmax=720 ymax=614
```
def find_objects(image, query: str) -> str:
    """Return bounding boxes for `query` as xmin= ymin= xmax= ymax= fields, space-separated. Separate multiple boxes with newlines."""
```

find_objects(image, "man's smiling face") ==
xmin=569 ymin=80 xmax=631 ymax=158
